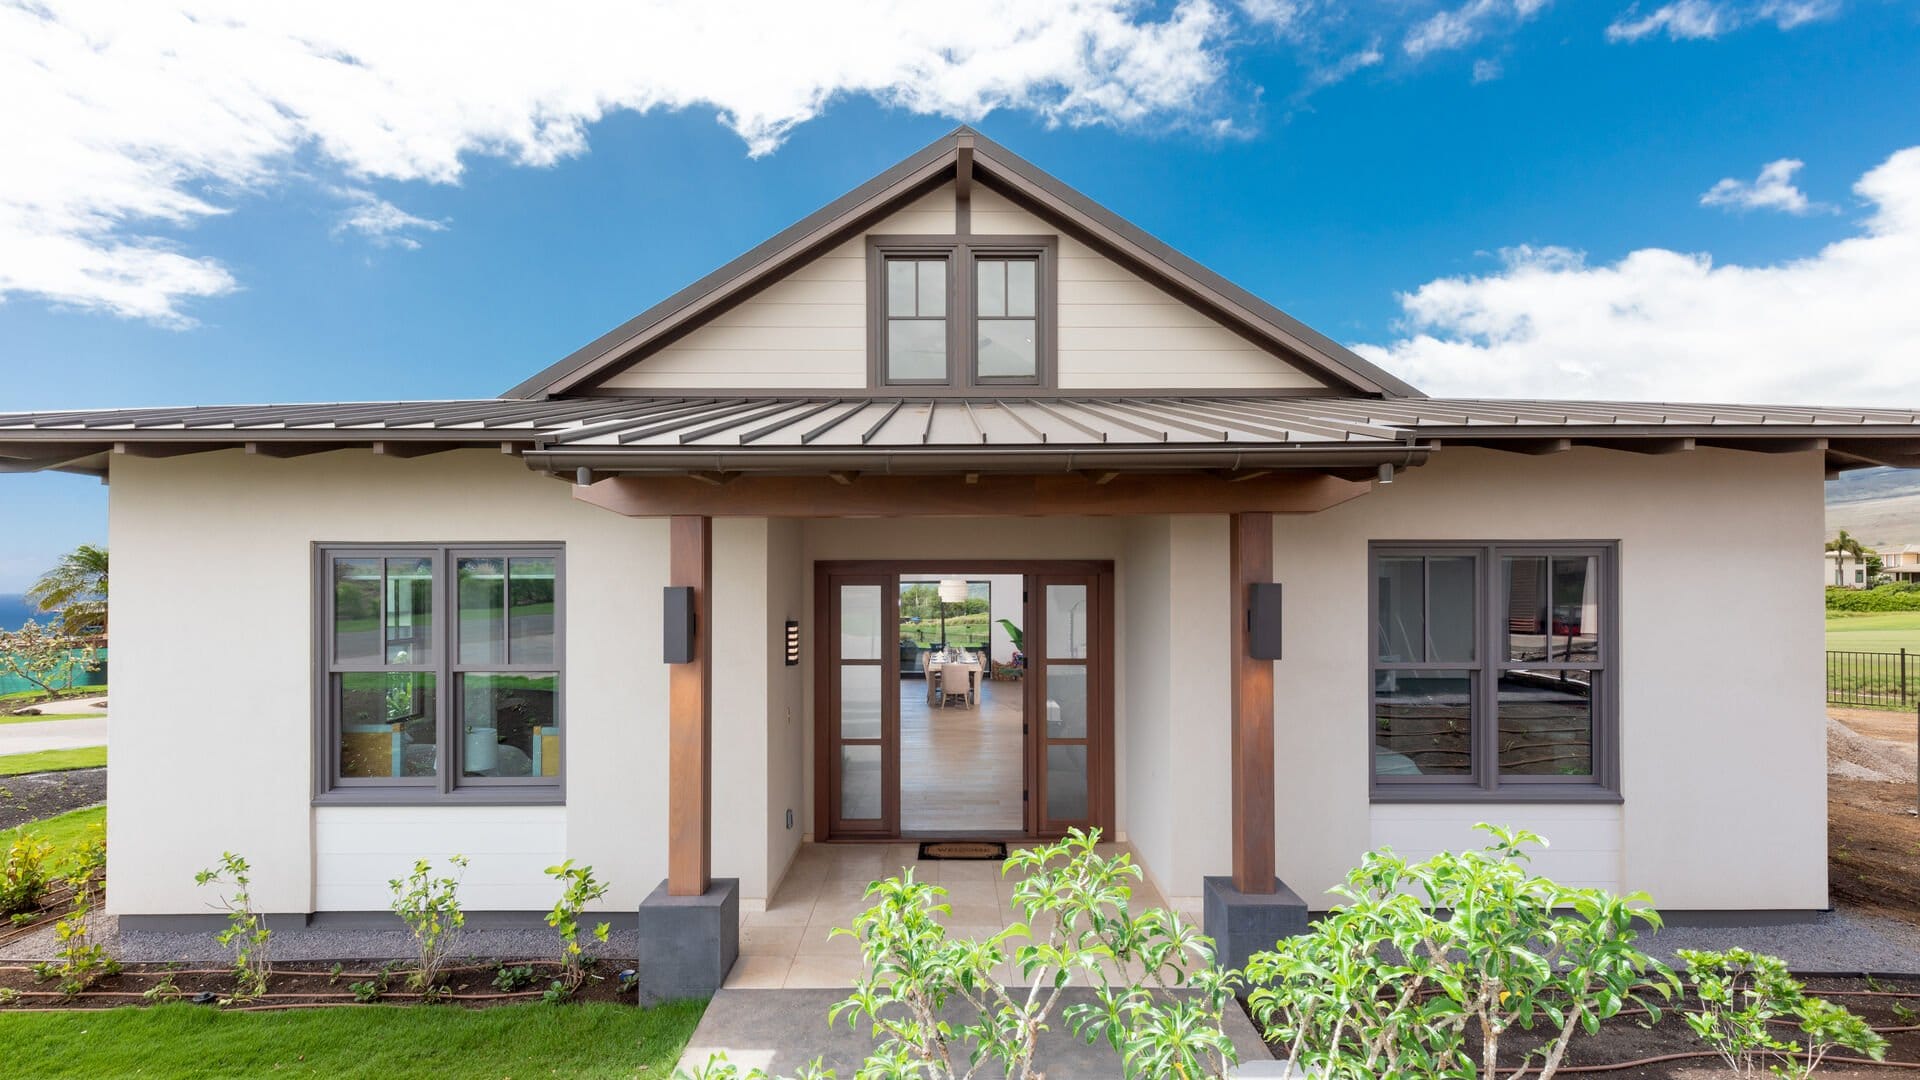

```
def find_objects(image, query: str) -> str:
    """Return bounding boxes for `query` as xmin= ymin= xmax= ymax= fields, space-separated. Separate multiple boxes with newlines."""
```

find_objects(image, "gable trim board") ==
xmin=504 ymin=128 xmax=1421 ymax=401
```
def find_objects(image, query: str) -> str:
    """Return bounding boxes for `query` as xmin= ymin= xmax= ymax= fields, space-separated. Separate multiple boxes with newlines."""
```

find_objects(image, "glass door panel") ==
xmin=827 ymin=574 xmax=896 ymax=835
xmin=1031 ymin=575 xmax=1103 ymax=835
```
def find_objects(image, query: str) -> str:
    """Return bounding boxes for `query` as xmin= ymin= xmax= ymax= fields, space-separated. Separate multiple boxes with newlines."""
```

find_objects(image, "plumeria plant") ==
xmin=1245 ymin=824 xmax=1673 ymax=1079
xmin=543 ymin=859 xmax=612 ymax=1001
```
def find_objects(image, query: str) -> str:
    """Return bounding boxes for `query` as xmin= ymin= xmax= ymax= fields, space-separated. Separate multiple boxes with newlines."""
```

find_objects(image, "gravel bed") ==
xmin=0 ymin=914 xmax=640 ymax=965
xmin=0 ymin=768 xmax=105 ymax=830
xmin=1645 ymin=906 xmax=1920 ymax=973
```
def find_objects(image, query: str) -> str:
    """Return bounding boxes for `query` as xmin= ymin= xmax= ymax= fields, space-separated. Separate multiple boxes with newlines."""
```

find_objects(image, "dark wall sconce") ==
xmin=785 ymin=620 xmax=801 ymax=666
xmin=663 ymin=586 xmax=696 ymax=664
xmin=1247 ymin=582 xmax=1283 ymax=660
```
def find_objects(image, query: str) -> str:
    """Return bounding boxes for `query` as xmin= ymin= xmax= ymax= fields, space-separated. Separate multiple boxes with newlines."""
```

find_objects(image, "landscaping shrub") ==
xmin=1 ymin=832 xmax=54 ymax=916
xmin=1826 ymin=584 xmax=1920 ymax=612
xmin=390 ymin=855 xmax=468 ymax=996
xmin=34 ymin=857 xmax=116 ymax=997
xmin=195 ymin=851 xmax=272 ymax=1001
xmin=1243 ymin=824 xmax=1671 ymax=1080
xmin=544 ymin=859 xmax=611 ymax=1001
xmin=1679 ymin=948 xmax=1887 ymax=1077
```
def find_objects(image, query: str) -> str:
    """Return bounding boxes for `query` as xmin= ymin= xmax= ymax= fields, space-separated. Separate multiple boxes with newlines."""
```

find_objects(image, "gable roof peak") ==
xmin=504 ymin=129 xmax=1422 ymax=400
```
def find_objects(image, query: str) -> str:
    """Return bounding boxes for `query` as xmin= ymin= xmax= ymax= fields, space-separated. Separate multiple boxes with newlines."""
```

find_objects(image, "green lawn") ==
xmin=1826 ymin=611 xmax=1920 ymax=654
xmin=0 ymin=999 xmax=707 ymax=1079
xmin=0 ymin=805 xmax=105 ymax=875
xmin=0 ymin=745 xmax=106 ymax=776
xmin=0 ymin=712 xmax=97 ymax=726
xmin=0 ymin=684 xmax=107 ymax=708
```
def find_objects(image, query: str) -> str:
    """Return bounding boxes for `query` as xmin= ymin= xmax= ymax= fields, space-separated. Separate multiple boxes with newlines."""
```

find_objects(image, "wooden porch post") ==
xmin=668 ymin=515 xmax=712 ymax=896
xmin=1229 ymin=512 xmax=1277 ymax=894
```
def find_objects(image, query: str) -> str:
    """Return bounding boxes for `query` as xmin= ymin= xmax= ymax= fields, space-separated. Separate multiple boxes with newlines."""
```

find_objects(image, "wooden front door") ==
xmin=815 ymin=560 xmax=1114 ymax=842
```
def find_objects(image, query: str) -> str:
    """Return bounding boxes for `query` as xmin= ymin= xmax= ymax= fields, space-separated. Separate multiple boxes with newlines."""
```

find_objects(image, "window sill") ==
xmin=1370 ymin=786 xmax=1622 ymax=805
xmin=314 ymin=788 xmax=565 ymax=808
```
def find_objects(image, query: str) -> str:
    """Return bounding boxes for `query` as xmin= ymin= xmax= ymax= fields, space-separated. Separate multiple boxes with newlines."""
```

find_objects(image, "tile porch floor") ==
xmin=728 ymin=840 xmax=1170 ymax=989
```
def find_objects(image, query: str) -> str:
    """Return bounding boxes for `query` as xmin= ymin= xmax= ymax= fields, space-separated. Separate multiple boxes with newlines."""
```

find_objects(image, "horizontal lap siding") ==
xmin=599 ymin=183 xmax=1324 ymax=392
xmin=1368 ymin=803 xmax=1624 ymax=893
xmin=314 ymin=806 xmax=567 ymax=912
xmin=972 ymin=188 xmax=1322 ymax=391
xmin=599 ymin=188 xmax=953 ymax=390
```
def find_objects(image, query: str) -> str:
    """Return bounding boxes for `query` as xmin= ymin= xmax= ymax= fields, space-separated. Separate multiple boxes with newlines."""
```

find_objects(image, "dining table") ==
xmin=924 ymin=651 xmax=984 ymax=706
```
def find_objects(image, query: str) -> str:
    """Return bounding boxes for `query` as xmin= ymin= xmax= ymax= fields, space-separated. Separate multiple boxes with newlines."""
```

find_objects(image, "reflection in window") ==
xmin=1373 ymin=670 xmax=1473 ymax=776
xmin=1497 ymin=670 xmax=1594 ymax=776
xmin=337 ymin=672 xmax=438 ymax=779
xmin=460 ymin=673 xmax=559 ymax=778
xmin=1376 ymin=555 xmax=1474 ymax=663
xmin=1505 ymin=555 xmax=1600 ymax=663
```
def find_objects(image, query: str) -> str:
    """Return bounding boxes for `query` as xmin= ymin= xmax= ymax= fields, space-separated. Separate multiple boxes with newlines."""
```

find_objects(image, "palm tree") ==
xmin=26 ymin=543 xmax=108 ymax=636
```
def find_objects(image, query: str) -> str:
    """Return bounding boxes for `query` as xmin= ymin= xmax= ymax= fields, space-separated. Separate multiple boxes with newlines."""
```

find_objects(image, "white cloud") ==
xmin=1700 ymin=158 xmax=1827 ymax=214
xmin=1304 ymin=45 xmax=1386 ymax=91
xmin=1239 ymin=0 xmax=1307 ymax=34
xmin=1471 ymin=58 xmax=1504 ymax=82
xmin=1355 ymin=146 xmax=1920 ymax=405
xmin=1 ymin=0 xmax=1235 ymax=325
xmin=332 ymin=190 xmax=448 ymax=250
xmin=1404 ymin=0 xmax=1550 ymax=59
xmin=1606 ymin=0 xmax=1839 ymax=41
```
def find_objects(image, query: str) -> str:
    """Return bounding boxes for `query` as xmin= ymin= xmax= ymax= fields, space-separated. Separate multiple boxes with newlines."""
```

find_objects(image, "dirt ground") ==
xmin=0 ymin=766 xmax=105 ymax=830
xmin=1828 ymin=707 xmax=1920 ymax=926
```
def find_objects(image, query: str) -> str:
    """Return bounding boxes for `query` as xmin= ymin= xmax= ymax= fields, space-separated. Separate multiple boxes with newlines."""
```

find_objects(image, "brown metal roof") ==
xmin=4 ymin=395 xmax=1918 ymax=478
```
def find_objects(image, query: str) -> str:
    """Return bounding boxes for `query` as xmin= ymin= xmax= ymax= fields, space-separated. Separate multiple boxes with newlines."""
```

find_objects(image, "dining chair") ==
xmin=938 ymin=663 xmax=974 ymax=708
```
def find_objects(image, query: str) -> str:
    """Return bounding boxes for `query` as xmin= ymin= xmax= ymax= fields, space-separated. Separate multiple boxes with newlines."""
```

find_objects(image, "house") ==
xmin=1826 ymin=549 xmax=1871 ymax=588
xmin=1879 ymin=545 xmax=1920 ymax=584
xmin=6 ymin=128 xmax=1920 ymax=998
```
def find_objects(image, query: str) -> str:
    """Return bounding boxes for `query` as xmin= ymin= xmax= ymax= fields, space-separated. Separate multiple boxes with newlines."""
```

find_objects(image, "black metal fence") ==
xmin=1828 ymin=648 xmax=1914 ymax=709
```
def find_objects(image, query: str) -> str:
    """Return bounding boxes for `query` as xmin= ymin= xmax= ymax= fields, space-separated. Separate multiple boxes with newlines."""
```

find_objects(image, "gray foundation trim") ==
xmin=117 ymin=910 xmax=605 ymax=933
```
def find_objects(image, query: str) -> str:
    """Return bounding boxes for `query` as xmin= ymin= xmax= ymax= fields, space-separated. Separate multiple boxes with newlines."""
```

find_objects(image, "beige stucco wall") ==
xmin=106 ymin=442 xmax=1826 ymax=917
xmin=1270 ymin=446 xmax=1828 ymax=911
xmin=595 ymin=181 xmax=1323 ymax=392
xmin=108 ymin=449 xmax=669 ymax=915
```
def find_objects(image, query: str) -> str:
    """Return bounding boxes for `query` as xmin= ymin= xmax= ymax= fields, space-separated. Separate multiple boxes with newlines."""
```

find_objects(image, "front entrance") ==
xmin=814 ymin=560 xmax=1114 ymax=841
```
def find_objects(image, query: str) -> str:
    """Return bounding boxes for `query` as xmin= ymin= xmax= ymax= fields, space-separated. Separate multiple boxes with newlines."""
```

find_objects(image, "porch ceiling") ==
xmin=3 ymin=395 xmax=1919 ymax=479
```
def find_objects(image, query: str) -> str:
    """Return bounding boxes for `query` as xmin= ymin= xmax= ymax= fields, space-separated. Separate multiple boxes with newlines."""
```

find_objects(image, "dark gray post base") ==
xmin=636 ymin=877 xmax=739 ymax=1005
xmin=1203 ymin=876 xmax=1309 ymax=975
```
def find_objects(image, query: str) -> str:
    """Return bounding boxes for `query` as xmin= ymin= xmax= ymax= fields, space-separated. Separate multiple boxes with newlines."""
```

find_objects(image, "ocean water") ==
xmin=0 ymin=594 xmax=35 ymax=632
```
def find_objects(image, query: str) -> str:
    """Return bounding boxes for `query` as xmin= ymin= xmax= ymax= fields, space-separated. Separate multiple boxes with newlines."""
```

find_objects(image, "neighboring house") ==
xmin=1826 ymin=549 xmax=1870 ymax=588
xmin=1880 ymin=545 xmax=1920 ymax=584
xmin=6 ymin=128 xmax=1920 ymax=995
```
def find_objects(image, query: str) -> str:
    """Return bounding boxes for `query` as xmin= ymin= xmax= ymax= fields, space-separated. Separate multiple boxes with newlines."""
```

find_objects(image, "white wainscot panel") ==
xmin=314 ymin=806 xmax=567 ymax=912
xmin=1368 ymin=803 xmax=1624 ymax=893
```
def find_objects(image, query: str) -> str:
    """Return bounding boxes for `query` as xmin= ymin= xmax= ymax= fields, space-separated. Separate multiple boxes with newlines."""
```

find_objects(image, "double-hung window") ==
xmin=1370 ymin=542 xmax=1617 ymax=800
xmin=317 ymin=544 xmax=563 ymax=803
xmin=870 ymin=236 xmax=1054 ymax=388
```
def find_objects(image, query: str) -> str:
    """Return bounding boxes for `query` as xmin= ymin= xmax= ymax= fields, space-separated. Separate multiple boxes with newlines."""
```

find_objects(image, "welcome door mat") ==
xmin=918 ymin=841 xmax=1008 ymax=861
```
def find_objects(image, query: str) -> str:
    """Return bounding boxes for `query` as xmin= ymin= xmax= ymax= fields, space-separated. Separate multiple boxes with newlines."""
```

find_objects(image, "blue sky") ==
xmin=2 ymin=0 xmax=1918 ymax=589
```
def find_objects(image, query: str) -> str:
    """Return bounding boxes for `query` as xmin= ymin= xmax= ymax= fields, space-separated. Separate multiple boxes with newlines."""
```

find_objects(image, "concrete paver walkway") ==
xmin=678 ymin=987 xmax=1271 ymax=1077
xmin=0 ymin=715 xmax=107 ymax=754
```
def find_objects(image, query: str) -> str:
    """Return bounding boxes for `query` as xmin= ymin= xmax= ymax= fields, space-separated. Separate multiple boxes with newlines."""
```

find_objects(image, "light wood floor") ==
xmin=900 ymin=677 xmax=1025 ymax=833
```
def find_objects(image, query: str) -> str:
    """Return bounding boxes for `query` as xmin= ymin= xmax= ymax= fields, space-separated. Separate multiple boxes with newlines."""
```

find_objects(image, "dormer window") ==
xmin=882 ymin=255 xmax=951 ymax=383
xmin=869 ymin=236 xmax=1054 ymax=389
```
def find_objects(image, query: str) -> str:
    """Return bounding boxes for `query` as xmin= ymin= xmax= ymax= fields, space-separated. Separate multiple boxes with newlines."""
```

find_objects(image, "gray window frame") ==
xmin=1368 ymin=540 xmax=1620 ymax=804
xmin=314 ymin=542 xmax=566 ymax=806
xmin=867 ymin=235 xmax=1057 ymax=390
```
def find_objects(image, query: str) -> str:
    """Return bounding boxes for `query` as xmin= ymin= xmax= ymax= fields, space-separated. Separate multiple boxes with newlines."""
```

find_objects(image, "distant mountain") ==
xmin=0 ymin=594 xmax=36 ymax=632
xmin=1827 ymin=467 xmax=1920 ymax=546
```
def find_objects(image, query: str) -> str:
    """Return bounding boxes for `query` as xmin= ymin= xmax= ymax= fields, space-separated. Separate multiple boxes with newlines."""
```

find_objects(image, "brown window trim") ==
xmin=312 ymin=542 xmax=566 ymax=807
xmin=1367 ymin=540 xmax=1621 ymax=804
xmin=867 ymin=235 xmax=1058 ymax=390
